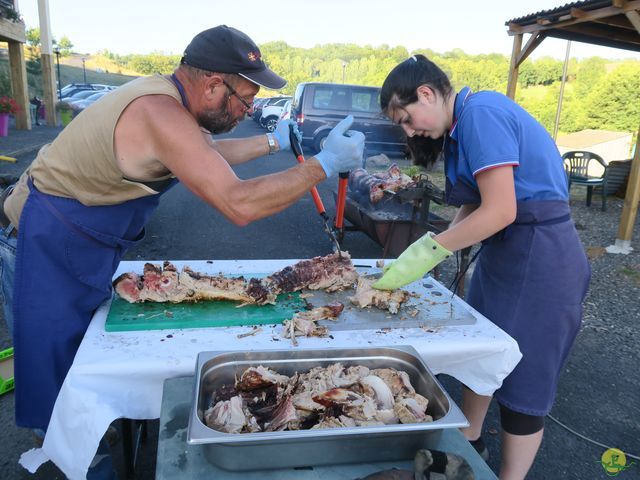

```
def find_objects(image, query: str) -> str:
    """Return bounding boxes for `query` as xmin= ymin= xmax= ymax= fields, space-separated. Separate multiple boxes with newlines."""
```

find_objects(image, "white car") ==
xmin=260 ymin=97 xmax=291 ymax=132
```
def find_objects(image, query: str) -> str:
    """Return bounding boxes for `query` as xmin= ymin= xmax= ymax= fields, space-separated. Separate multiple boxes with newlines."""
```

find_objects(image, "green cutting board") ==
xmin=105 ymin=291 xmax=306 ymax=332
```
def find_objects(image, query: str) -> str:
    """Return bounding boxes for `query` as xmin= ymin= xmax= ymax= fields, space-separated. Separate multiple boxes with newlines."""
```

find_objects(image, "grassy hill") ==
xmin=56 ymin=63 xmax=137 ymax=89
xmin=0 ymin=50 xmax=139 ymax=96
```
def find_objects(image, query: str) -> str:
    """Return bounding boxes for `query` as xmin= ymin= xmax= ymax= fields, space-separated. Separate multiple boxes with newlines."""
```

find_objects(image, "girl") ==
xmin=374 ymin=55 xmax=590 ymax=480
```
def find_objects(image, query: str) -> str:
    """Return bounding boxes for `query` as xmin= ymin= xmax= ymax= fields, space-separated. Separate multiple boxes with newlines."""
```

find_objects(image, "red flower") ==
xmin=0 ymin=96 xmax=20 ymax=114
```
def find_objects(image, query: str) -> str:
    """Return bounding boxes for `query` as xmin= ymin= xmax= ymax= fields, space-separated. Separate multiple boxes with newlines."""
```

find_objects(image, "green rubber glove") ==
xmin=373 ymin=232 xmax=452 ymax=290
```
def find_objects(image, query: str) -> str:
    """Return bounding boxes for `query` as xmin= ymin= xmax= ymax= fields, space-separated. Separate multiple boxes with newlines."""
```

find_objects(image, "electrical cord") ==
xmin=547 ymin=414 xmax=640 ymax=460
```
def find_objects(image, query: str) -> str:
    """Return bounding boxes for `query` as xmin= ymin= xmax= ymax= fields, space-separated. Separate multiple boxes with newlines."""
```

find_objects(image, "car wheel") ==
xmin=264 ymin=116 xmax=278 ymax=132
xmin=313 ymin=131 xmax=329 ymax=153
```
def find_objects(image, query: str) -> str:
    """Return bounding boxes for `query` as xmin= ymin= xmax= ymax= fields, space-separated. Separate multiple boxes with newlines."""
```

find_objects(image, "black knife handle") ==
xmin=289 ymin=123 xmax=303 ymax=158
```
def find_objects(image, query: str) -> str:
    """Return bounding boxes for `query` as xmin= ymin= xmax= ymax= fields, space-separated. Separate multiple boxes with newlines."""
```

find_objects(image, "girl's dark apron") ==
xmin=444 ymin=126 xmax=590 ymax=417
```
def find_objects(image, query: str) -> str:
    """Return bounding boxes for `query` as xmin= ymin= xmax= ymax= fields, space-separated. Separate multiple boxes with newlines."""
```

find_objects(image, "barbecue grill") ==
xmin=334 ymin=172 xmax=448 ymax=257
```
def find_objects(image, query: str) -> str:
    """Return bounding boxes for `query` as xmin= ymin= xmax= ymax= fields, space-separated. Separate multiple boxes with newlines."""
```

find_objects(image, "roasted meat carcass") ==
xmin=113 ymin=261 xmax=276 ymax=305
xmin=114 ymin=252 xmax=358 ymax=306
xmin=349 ymin=165 xmax=416 ymax=204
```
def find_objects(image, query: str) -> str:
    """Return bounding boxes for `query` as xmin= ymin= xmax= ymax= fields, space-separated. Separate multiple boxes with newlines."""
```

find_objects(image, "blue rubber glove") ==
xmin=273 ymin=119 xmax=301 ymax=152
xmin=314 ymin=115 xmax=365 ymax=178
xmin=373 ymin=232 xmax=452 ymax=290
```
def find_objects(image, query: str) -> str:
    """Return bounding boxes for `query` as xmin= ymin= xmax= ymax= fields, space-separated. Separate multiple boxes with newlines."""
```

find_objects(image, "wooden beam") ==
xmin=0 ymin=17 xmax=26 ymax=43
xmin=506 ymin=34 xmax=523 ymax=99
xmin=7 ymin=40 xmax=30 ymax=130
xmin=570 ymin=8 xmax=588 ymax=19
xmin=517 ymin=32 xmax=546 ymax=66
xmin=593 ymin=15 xmax=637 ymax=30
xmin=507 ymin=0 xmax=640 ymax=35
xmin=625 ymin=10 xmax=640 ymax=33
xmin=616 ymin=128 xmax=640 ymax=242
xmin=613 ymin=0 xmax=627 ymax=8
xmin=560 ymin=22 xmax=640 ymax=45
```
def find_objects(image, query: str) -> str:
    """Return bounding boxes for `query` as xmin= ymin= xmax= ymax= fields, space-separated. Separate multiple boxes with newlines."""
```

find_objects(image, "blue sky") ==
xmin=16 ymin=0 xmax=640 ymax=60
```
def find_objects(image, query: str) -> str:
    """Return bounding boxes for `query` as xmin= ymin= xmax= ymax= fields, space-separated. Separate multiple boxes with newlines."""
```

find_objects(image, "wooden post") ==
xmin=38 ymin=0 xmax=58 ymax=126
xmin=506 ymin=34 xmax=523 ymax=99
xmin=7 ymin=40 xmax=31 ymax=130
xmin=40 ymin=53 xmax=57 ymax=126
xmin=612 ymin=129 xmax=640 ymax=251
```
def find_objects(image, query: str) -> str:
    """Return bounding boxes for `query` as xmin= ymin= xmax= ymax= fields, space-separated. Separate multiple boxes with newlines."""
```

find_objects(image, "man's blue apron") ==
xmin=12 ymin=76 xmax=188 ymax=430
xmin=444 ymin=94 xmax=590 ymax=416
xmin=12 ymin=178 xmax=177 ymax=429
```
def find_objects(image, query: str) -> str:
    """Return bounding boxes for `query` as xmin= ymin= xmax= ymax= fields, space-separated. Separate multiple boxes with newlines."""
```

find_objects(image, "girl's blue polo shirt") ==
xmin=447 ymin=87 xmax=568 ymax=201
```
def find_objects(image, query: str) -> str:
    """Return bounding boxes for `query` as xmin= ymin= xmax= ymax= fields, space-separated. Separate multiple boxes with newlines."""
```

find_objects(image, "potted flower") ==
xmin=0 ymin=96 xmax=19 ymax=137
xmin=56 ymin=100 xmax=73 ymax=127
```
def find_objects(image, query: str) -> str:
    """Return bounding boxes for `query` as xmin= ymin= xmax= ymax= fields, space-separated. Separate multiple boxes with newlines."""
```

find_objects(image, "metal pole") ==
xmin=82 ymin=58 xmax=87 ymax=83
xmin=54 ymin=49 xmax=61 ymax=98
xmin=342 ymin=61 xmax=346 ymax=84
xmin=553 ymin=41 xmax=571 ymax=141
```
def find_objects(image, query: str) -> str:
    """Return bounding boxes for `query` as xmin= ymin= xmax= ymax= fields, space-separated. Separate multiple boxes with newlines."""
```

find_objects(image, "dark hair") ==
xmin=380 ymin=54 xmax=453 ymax=113
xmin=407 ymin=135 xmax=444 ymax=169
xmin=381 ymin=55 xmax=452 ymax=168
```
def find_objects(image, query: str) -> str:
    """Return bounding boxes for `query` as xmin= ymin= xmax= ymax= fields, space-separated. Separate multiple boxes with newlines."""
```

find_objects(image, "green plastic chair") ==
xmin=562 ymin=150 xmax=608 ymax=211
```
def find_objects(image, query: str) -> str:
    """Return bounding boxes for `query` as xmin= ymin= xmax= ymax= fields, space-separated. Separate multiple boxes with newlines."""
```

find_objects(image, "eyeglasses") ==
xmin=222 ymin=79 xmax=253 ymax=112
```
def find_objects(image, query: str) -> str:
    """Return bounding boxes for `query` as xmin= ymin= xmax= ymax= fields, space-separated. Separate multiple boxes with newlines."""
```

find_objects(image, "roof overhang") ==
xmin=506 ymin=0 xmax=640 ymax=52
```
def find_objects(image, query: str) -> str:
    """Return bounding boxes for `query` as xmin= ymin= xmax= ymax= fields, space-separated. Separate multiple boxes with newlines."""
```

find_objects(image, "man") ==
xmin=0 ymin=25 xmax=363 ymax=474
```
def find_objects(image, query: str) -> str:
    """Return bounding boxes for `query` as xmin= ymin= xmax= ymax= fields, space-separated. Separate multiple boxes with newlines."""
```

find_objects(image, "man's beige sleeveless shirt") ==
xmin=4 ymin=75 xmax=181 ymax=226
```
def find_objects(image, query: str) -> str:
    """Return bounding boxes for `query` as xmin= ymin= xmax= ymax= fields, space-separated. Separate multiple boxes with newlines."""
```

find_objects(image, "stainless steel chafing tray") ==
xmin=187 ymin=346 xmax=468 ymax=471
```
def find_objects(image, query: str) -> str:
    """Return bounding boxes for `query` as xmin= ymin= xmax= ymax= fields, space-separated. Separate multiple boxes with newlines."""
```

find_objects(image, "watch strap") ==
xmin=266 ymin=133 xmax=277 ymax=155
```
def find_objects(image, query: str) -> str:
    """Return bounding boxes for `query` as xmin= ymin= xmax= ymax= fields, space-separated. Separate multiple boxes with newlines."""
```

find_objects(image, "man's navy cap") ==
xmin=181 ymin=25 xmax=286 ymax=90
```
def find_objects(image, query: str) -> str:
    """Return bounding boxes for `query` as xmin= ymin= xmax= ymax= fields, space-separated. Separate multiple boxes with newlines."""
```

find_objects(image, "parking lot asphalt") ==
xmin=0 ymin=118 xmax=638 ymax=479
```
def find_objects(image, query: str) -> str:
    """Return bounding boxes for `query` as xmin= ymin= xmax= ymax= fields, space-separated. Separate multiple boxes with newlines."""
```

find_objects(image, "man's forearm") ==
xmin=205 ymin=158 xmax=327 ymax=226
xmin=212 ymin=135 xmax=272 ymax=165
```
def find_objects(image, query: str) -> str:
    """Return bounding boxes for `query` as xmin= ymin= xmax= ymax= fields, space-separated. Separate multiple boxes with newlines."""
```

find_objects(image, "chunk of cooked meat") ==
xmin=349 ymin=276 xmax=409 ymax=314
xmin=281 ymin=302 xmax=344 ymax=340
xmin=236 ymin=366 xmax=290 ymax=391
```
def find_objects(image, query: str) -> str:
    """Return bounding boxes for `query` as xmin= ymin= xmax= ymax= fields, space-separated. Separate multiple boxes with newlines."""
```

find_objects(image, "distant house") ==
xmin=556 ymin=129 xmax=633 ymax=165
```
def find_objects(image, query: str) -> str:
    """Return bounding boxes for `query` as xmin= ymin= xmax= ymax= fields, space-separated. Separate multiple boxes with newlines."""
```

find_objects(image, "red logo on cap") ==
xmin=247 ymin=51 xmax=261 ymax=62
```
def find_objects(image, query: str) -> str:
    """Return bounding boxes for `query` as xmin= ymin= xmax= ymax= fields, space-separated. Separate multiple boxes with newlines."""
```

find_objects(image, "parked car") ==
xmin=59 ymin=83 xmax=116 ymax=100
xmin=291 ymin=82 xmax=407 ymax=155
xmin=260 ymin=97 xmax=292 ymax=132
xmin=65 ymin=89 xmax=101 ymax=104
xmin=249 ymin=97 xmax=268 ymax=119
xmin=253 ymin=96 xmax=290 ymax=125
xmin=69 ymin=91 xmax=110 ymax=114
xmin=279 ymin=100 xmax=292 ymax=122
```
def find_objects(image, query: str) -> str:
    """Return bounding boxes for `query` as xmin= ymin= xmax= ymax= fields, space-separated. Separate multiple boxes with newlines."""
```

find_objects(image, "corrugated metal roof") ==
xmin=505 ymin=0 xmax=614 ymax=26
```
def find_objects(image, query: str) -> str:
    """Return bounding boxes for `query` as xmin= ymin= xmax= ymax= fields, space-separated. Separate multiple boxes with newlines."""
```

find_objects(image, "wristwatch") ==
xmin=266 ymin=133 xmax=277 ymax=155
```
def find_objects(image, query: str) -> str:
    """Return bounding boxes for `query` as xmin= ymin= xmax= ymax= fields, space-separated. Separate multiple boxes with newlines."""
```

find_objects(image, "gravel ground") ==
xmin=0 ymin=144 xmax=638 ymax=478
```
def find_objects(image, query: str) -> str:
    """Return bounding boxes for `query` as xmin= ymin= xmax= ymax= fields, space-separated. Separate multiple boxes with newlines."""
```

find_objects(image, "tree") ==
xmin=57 ymin=36 xmax=74 ymax=56
xmin=26 ymin=27 xmax=40 ymax=48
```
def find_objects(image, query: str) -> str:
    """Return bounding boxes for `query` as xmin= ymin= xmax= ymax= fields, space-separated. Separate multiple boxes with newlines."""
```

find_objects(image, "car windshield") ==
xmin=70 ymin=90 xmax=96 ymax=100
xmin=86 ymin=92 xmax=107 ymax=101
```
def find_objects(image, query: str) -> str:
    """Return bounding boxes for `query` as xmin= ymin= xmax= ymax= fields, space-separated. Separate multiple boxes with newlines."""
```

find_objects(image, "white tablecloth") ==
xmin=20 ymin=259 xmax=521 ymax=479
